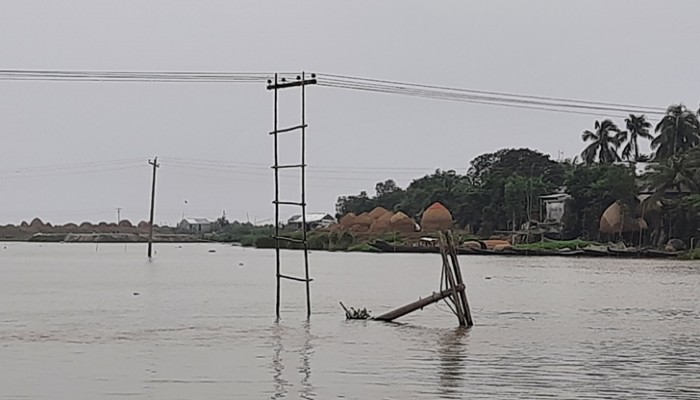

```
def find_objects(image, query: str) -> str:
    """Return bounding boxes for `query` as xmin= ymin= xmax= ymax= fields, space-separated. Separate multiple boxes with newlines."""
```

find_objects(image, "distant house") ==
xmin=286 ymin=213 xmax=336 ymax=231
xmin=178 ymin=218 xmax=213 ymax=233
xmin=539 ymin=191 xmax=571 ymax=222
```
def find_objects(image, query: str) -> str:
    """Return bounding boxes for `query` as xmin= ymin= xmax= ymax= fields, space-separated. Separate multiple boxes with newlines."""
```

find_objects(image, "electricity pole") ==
xmin=116 ymin=207 xmax=121 ymax=223
xmin=147 ymin=157 xmax=160 ymax=259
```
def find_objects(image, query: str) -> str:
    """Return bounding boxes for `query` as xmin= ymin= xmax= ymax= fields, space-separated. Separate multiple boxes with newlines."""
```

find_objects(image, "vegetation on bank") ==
xmin=336 ymin=105 xmax=700 ymax=250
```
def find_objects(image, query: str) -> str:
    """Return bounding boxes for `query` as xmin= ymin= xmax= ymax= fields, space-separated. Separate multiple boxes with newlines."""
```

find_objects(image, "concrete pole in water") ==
xmin=148 ymin=157 xmax=160 ymax=259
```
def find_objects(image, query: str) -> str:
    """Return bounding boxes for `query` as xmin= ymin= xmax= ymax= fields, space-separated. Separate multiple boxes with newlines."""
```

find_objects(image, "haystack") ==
xmin=339 ymin=213 xmax=357 ymax=229
xmin=421 ymin=202 xmax=453 ymax=232
xmin=369 ymin=211 xmax=394 ymax=233
xmin=60 ymin=223 xmax=79 ymax=233
xmin=27 ymin=218 xmax=45 ymax=233
xmin=368 ymin=206 xmax=389 ymax=220
xmin=350 ymin=212 xmax=373 ymax=230
xmin=599 ymin=202 xmax=646 ymax=234
xmin=390 ymin=211 xmax=417 ymax=233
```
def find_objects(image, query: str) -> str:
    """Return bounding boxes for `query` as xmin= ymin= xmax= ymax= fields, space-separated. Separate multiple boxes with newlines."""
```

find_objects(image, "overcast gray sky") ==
xmin=1 ymin=0 xmax=699 ymax=225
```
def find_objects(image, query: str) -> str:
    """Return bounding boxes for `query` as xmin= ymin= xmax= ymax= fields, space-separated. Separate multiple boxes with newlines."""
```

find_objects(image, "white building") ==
xmin=286 ymin=213 xmax=336 ymax=231
xmin=178 ymin=218 xmax=214 ymax=233
xmin=539 ymin=192 xmax=571 ymax=222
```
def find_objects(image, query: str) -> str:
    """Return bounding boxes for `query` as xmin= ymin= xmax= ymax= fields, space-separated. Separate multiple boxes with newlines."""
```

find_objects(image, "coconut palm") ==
xmin=651 ymin=104 xmax=700 ymax=160
xmin=644 ymin=147 xmax=700 ymax=206
xmin=622 ymin=114 xmax=653 ymax=162
xmin=581 ymin=119 xmax=626 ymax=164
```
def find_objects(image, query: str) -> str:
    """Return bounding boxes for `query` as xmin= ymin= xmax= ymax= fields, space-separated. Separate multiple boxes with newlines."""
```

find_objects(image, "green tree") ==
xmin=651 ymin=104 xmax=700 ymax=160
xmin=581 ymin=119 xmax=626 ymax=164
xmin=563 ymin=164 xmax=638 ymax=239
xmin=622 ymin=114 xmax=653 ymax=162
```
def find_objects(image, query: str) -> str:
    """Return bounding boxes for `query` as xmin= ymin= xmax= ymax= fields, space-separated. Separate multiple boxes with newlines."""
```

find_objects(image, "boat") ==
xmin=582 ymin=247 xmax=612 ymax=257
xmin=642 ymin=249 xmax=681 ymax=258
xmin=369 ymin=240 xmax=439 ymax=254
xmin=607 ymin=247 xmax=642 ymax=257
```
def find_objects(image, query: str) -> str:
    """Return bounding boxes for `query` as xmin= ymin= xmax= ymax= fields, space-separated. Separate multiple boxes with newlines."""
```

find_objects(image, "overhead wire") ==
xmin=0 ymin=69 xmax=671 ymax=119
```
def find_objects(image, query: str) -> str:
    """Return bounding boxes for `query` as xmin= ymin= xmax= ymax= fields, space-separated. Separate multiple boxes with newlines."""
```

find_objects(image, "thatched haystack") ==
xmin=78 ymin=222 xmax=94 ymax=233
xmin=421 ymin=202 xmax=453 ymax=232
xmin=369 ymin=211 xmax=394 ymax=233
xmin=59 ymin=223 xmax=79 ymax=233
xmin=339 ymin=213 xmax=357 ymax=229
xmin=368 ymin=206 xmax=389 ymax=220
xmin=599 ymin=202 xmax=646 ymax=234
xmin=136 ymin=221 xmax=151 ymax=233
xmin=390 ymin=211 xmax=417 ymax=233
xmin=27 ymin=218 xmax=46 ymax=233
xmin=118 ymin=220 xmax=134 ymax=228
xmin=350 ymin=212 xmax=373 ymax=231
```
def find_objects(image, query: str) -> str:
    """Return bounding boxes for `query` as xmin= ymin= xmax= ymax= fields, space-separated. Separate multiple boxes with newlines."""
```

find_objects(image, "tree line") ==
xmin=336 ymin=103 xmax=700 ymax=247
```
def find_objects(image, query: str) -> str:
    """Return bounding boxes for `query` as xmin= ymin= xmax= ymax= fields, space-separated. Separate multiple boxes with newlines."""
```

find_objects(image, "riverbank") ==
xmin=4 ymin=230 xmax=694 ymax=259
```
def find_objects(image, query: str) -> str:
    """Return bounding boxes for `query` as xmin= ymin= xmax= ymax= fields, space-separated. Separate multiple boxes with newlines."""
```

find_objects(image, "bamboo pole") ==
xmin=446 ymin=231 xmax=473 ymax=326
xmin=374 ymin=284 xmax=465 ymax=322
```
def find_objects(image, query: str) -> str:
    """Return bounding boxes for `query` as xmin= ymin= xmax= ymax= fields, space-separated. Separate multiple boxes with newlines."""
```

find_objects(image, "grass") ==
xmin=347 ymin=243 xmax=380 ymax=252
xmin=679 ymin=248 xmax=700 ymax=260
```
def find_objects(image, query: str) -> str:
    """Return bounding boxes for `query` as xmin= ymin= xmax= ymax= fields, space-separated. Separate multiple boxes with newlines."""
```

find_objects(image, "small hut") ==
xmin=421 ymin=202 xmax=453 ymax=232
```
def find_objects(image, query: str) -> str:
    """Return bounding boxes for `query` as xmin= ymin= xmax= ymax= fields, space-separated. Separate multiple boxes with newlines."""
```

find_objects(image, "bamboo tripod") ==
xmin=374 ymin=231 xmax=473 ymax=327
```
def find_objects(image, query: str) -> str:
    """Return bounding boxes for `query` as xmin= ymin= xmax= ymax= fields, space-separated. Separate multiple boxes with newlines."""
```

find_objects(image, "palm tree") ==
xmin=644 ymin=147 xmax=700 ymax=205
xmin=651 ymin=104 xmax=700 ymax=160
xmin=622 ymin=114 xmax=653 ymax=162
xmin=581 ymin=119 xmax=626 ymax=164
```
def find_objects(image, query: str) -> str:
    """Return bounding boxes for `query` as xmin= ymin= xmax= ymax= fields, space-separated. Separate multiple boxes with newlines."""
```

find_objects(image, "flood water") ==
xmin=1 ymin=243 xmax=699 ymax=399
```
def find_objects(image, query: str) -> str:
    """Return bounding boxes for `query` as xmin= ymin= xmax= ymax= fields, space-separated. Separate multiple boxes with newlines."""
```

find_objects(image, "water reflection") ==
xmin=270 ymin=323 xmax=288 ymax=399
xmin=270 ymin=321 xmax=315 ymax=399
xmin=436 ymin=328 xmax=470 ymax=399
xmin=298 ymin=321 xmax=315 ymax=399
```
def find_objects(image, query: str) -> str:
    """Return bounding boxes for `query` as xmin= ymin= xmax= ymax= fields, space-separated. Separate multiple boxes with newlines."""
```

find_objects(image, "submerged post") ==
xmin=147 ymin=157 xmax=160 ymax=259
xmin=371 ymin=230 xmax=473 ymax=327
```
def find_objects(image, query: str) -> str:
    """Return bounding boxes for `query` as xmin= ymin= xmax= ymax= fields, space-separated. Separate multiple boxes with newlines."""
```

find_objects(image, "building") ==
xmin=539 ymin=191 xmax=571 ymax=222
xmin=178 ymin=218 xmax=213 ymax=233
xmin=286 ymin=213 xmax=336 ymax=231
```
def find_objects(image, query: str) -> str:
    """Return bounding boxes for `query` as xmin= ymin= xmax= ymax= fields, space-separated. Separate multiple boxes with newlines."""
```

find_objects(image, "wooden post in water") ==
xmin=374 ymin=284 xmax=465 ymax=322
xmin=372 ymin=230 xmax=473 ymax=326
xmin=444 ymin=231 xmax=473 ymax=326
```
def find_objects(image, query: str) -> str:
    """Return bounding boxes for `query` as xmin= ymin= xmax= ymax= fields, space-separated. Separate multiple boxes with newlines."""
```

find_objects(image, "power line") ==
xmin=319 ymin=73 xmax=667 ymax=113
xmin=0 ymin=69 xmax=672 ymax=118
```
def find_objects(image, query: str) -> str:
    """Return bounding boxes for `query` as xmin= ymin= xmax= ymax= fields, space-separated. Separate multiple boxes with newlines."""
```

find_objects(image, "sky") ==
xmin=1 ymin=0 xmax=699 ymax=226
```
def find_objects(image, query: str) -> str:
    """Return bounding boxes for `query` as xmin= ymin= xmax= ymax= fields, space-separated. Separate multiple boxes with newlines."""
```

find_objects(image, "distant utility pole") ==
xmin=116 ymin=207 xmax=122 ymax=223
xmin=147 ymin=157 xmax=160 ymax=259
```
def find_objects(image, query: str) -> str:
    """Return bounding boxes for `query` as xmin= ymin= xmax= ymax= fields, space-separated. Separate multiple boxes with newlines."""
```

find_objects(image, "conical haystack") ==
xmin=421 ymin=202 xmax=453 ymax=232
xmin=350 ymin=212 xmax=373 ymax=231
xmin=390 ymin=211 xmax=417 ymax=233
xmin=339 ymin=213 xmax=357 ymax=228
xmin=368 ymin=206 xmax=389 ymax=220
xmin=599 ymin=202 xmax=645 ymax=234
xmin=369 ymin=211 xmax=394 ymax=233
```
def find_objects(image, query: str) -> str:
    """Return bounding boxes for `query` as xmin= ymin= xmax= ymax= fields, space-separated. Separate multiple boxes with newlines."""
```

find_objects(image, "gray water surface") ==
xmin=1 ymin=243 xmax=699 ymax=399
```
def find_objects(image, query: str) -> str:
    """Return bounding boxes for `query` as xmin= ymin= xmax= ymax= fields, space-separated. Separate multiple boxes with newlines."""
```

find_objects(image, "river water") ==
xmin=1 ymin=243 xmax=699 ymax=399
